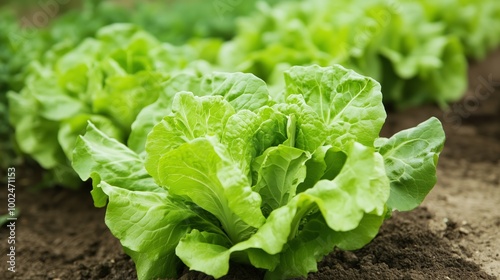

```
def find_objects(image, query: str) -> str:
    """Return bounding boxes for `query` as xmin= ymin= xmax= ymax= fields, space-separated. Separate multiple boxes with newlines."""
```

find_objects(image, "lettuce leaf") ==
xmin=375 ymin=117 xmax=445 ymax=211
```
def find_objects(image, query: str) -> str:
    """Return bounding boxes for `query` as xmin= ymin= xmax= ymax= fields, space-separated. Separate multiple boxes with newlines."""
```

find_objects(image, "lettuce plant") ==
xmin=7 ymin=23 xmax=214 ymax=187
xmin=410 ymin=0 xmax=500 ymax=60
xmin=219 ymin=0 xmax=500 ymax=107
xmin=72 ymin=65 xmax=444 ymax=279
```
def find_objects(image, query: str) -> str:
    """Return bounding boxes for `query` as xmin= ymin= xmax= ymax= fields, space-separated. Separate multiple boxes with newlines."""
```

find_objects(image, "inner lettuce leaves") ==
xmin=72 ymin=65 xmax=445 ymax=279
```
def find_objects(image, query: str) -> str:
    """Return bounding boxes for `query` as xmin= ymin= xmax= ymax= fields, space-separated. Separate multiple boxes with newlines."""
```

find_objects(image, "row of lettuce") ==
xmin=0 ymin=0 xmax=290 ymax=174
xmin=3 ymin=0 xmax=500 ymax=186
xmin=0 ymin=0 xmax=498 ymax=279
xmin=223 ymin=0 xmax=500 ymax=107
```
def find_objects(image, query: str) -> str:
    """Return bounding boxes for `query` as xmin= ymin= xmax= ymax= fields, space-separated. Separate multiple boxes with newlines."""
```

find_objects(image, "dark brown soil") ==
xmin=1 ymin=50 xmax=499 ymax=280
xmin=302 ymin=208 xmax=495 ymax=280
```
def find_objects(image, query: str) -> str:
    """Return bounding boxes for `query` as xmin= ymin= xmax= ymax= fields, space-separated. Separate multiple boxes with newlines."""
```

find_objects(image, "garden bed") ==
xmin=0 ymin=50 xmax=499 ymax=280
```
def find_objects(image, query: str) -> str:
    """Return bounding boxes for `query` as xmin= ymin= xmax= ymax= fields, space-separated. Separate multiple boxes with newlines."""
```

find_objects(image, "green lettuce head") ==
xmin=73 ymin=65 xmax=445 ymax=279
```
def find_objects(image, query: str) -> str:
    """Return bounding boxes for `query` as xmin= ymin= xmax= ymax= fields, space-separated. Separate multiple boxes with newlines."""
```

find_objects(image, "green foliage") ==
xmin=3 ymin=0 xmax=499 ymax=185
xmin=7 ymin=23 xmax=213 ymax=187
xmin=219 ymin=0 xmax=500 ymax=107
xmin=73 ymin=65 xmax=445 ymax=279
xmin=1 ymin=0 xmax=293 ymax=185
xmin=411 ymin=0 xmax=500 ymax=59
xmin=1 ymin=1 xmax=493 ymax=275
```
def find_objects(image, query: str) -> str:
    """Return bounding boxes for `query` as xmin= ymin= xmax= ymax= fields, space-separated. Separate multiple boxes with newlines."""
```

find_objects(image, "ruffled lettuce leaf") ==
xmin=375 ymin=117 xmax=445 ymax=211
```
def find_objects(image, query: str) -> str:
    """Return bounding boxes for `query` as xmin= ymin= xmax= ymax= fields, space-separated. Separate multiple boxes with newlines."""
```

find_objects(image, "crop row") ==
xmin=1 ymin=0 xmax=499 ymax=279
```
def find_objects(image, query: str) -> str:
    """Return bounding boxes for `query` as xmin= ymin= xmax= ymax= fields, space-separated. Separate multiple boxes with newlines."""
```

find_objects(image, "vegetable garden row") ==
xmin=1 ymin=0 xmax=499 ymax=279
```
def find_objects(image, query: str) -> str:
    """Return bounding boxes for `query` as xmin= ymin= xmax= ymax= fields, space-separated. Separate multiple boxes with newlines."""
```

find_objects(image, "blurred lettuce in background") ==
xmin=219 ymin=0 xmax=500 ymax=107
xmin=7 ymin=23 xmax=216 ymax=187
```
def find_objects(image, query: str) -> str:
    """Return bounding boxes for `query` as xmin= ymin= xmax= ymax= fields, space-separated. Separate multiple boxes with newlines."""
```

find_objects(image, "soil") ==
xmin=1 ymin=50 xmax=499 ymax=280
